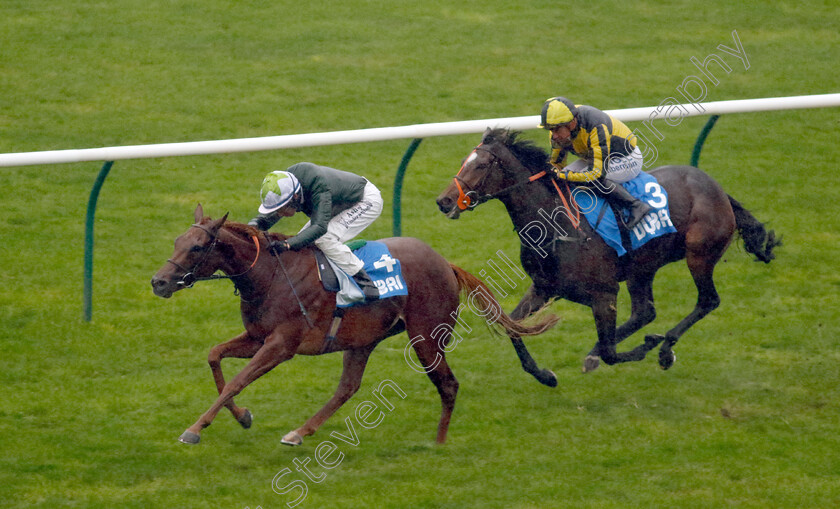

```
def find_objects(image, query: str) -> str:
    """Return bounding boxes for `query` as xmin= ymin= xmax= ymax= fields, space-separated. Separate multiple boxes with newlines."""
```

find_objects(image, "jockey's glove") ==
xmin=549 ymin=163 xmax=564 ymax=177
xmin=248 ymin=214 xmax=279 ymax=231
xmin=248 ymin=217 xmax=267 ymax=231
xmin=550 ymin=166 xmax=569 ymax=181
xmin=269 ymin=240 xmax=291 ymax=255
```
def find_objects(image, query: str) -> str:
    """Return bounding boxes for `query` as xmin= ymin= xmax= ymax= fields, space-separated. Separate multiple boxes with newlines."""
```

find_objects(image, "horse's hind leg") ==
xmin=616 ymin=271 xmax=657 ymax=342
xmin=508 ymin=285 xmax=557 ymax=386
xmin=208 ymin=332 xmax=263 ymax=428
xmin=654 ymin=252 xmax=721 ymax=369
xmin=281 ymin=346 xmax=375 ymax=446
xmin=592 ymin=290 xmax=666 ymax=367
xmin=584 ymin=271 xmax=657 ymax=372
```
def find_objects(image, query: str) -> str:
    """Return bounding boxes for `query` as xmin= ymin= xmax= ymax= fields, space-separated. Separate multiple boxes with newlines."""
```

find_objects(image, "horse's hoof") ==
xmin=645 ymin=334 xmax=666 ymax=349
xmin=540 ymin=369 xmax=558 ymax=388
xmin=237 ymin=409 xmax=253 ymax=429
xmin=178 ymin=430 xmax=201 ymax=445
xmin=281 ymin=431 xmax=303 ymax=446
xmin=582 ymin=355 xmax=600 ymax=373
xmin=659 ymin=349 xmax=676 ymax=370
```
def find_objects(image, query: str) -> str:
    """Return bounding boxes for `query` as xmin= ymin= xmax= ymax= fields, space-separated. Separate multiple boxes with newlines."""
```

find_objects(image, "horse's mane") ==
xmin=221 ymin=220 xmax=291 ymax=242
xmin=484 ymin=128 xmax=551 ymax=173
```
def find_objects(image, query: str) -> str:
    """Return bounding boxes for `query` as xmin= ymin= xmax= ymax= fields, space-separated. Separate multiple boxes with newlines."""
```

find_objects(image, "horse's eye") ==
xmin=189 ymin=245 xmax=206 ymax=253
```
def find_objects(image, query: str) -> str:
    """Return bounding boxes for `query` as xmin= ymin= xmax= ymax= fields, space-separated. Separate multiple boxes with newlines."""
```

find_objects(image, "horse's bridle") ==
xmin=166 ymin=223 xmax=261 ymax=288
xmin=452 ymin=144 xmax=548 ymax=211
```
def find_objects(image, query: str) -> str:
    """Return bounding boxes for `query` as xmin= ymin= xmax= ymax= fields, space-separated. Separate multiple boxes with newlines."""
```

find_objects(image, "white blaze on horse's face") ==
xmin=461 ymin=150 xmax=485 ymax=186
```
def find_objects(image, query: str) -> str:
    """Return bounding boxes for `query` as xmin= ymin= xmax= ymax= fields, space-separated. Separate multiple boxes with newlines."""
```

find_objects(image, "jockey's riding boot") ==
xmin=600 ymin=182 xmax=652 ymax=230
xmin=351 ymin=268 xmax=381 ymax=302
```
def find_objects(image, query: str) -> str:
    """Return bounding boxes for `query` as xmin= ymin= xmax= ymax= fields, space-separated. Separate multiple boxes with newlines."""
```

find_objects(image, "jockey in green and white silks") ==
xmin=249 ymin=163 xmax=383 ymax=301
xmin=540 ymin=96 xmax=652 ymax=229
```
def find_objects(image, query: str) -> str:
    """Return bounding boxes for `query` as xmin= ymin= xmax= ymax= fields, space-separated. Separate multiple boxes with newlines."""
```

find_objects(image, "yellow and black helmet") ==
xmin=539 ymin=96 xmax=579 ymax=129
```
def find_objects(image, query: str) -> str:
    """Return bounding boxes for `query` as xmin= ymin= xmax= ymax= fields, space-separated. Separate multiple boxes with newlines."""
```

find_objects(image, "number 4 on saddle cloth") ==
xmin=573 ymin=172 xmax=678 ymax=256
xmin=313 ymin=240 xmax=409 ymax=308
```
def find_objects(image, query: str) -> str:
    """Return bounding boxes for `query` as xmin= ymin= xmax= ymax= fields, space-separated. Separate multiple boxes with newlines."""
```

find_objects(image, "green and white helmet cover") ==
xmin=258 ymin=170 xmax=301 ymax=214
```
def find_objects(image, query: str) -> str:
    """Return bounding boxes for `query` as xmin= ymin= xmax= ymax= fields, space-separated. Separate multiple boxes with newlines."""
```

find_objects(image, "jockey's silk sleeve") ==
xmin=550 ymin=105 xmax=638 ymax=183
xmin=288 ymin=190 xmax=331 ymax=249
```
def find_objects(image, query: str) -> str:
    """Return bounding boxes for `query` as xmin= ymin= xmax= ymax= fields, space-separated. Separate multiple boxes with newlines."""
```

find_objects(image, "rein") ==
xmin=263 ymin=232 xmax=315 ymax=329
xmin=550 ymin=178 xmax=581 ymax=229
xmin=452 ymin=145 xmax=549 ymax=211
xmin=451 ymin=141 xmax=583 ymax=238
xmin=167 ymin=223 xmax=261 ymax=289
xmin=168 ymin=224 xmax=314 ymax=329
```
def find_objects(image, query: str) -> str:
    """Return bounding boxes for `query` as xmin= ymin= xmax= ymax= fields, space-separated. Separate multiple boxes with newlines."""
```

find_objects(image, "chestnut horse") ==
xmin=436 ymin=128 xmax=779 ymax=375
xmin=151 ymin=205 xmax=557 ymax=446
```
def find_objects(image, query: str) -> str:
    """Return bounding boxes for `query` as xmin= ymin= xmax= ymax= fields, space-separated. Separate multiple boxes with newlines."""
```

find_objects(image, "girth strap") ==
xmin=321 ymin=308 xmax=346 ymax=354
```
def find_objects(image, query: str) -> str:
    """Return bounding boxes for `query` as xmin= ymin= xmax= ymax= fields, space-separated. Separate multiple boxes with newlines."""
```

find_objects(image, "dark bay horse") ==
xmin=151 ymin=205 xmax=557 ymax=446
xmin=436 ymin=128 xmax=779 ymax=375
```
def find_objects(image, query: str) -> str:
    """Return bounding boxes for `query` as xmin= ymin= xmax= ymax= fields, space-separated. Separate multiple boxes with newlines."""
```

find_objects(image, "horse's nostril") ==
xmin=151 ymin=277 xmax=164 ymax=288
xmin=437 ymin=197 xmax=453 ymax=213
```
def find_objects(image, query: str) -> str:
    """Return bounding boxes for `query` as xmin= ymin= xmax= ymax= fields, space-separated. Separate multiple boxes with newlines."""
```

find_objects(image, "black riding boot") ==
xmin=351 ymin=268 xmax=381 ymax=302
xmin=599 ymin=182 xmax=653 ymax=230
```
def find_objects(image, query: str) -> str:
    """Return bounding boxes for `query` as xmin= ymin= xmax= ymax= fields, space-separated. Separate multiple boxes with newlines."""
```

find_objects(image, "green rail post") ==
xmin=690 ymin=115 xmax=720 ymax=167
xmin=393 ymin=138 xmax=423 ymax=237
xmin=83 ymin=161 xmax=114 ymax=322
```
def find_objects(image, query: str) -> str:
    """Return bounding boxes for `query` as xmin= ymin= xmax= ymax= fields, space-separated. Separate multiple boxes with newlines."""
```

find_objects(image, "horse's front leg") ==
xmin=180 ymin=333 xmax=296 ymax=444
xmin=280 ymin=346 xmax=375 ymax=446
xmin=508 ymin=285 xmax=557 ymax=387
xmin=207 ymin=331 xmax=263 ymax=429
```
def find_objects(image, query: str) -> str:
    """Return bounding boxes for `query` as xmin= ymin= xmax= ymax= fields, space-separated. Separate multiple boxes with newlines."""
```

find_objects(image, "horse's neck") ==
xmin=218 ymin=229 xmax=259 ymax=274
xmin=498 ymin=176 xmax=578 ymax=234
xmin=220 ymin=228 xmax=317 ymax=305
xmin=216 ymin=228 xmax=271 ymax=301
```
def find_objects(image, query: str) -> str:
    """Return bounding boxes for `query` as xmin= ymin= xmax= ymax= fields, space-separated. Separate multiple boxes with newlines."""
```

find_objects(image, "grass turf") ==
xmin=1 ymin=1 xmax=839 ymax=507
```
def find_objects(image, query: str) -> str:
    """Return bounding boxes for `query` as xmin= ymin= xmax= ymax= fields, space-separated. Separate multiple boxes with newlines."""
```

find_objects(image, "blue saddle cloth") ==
xmin=316 ymin=241 xmax=408 ymax=308
xmin=572 ymin=172 xmax=677 ymax=256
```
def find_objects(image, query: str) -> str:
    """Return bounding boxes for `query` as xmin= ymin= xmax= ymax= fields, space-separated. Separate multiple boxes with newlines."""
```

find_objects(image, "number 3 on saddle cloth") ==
xmin=573 ymin=172 xmax=678 ymax=257
xmin=314 ymin=240 xmax=409 ymax=308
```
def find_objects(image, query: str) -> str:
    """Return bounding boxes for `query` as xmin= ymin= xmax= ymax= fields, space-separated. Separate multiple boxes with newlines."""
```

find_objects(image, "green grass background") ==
xmin=2 ymin=1 xmax=839 ymax=507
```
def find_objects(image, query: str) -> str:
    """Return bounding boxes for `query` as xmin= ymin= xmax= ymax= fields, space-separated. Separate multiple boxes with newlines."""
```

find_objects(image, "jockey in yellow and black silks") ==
xmin=540 ymin=96 xmax=652 ymax=230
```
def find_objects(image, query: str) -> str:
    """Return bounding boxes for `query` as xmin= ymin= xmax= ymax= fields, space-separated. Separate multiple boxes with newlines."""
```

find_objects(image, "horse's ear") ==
xmin=482 ymin=127 xmax=494 ymax=143
xmin=208 ymin=212 xmax=229 ymax=232
xmin=194 ymin=203 xmax=204 ymax=223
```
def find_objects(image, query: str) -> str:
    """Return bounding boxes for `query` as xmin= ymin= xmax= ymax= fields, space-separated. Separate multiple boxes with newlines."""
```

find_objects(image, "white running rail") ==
xmin=1 ymin=93 xmax=839 ymax=168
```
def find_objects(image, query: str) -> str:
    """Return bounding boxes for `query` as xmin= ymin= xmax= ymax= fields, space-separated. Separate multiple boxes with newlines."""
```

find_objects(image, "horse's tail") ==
xmin=449 ymin=264 xmax=559 ymax=337
xmin=728 ymin=195 xmax=782 ymax=263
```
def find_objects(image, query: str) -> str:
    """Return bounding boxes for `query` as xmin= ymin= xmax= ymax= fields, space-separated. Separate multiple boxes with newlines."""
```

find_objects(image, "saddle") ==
xmin=573 ymin=172 xmax=677 ymax=257
xmin=312 ymin=240 xmax=408 ymax=353
xmin=313 ymin=248 xmax=342 ymax=293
